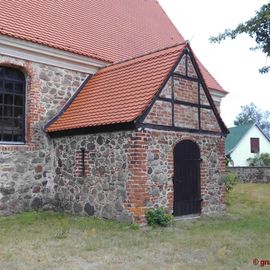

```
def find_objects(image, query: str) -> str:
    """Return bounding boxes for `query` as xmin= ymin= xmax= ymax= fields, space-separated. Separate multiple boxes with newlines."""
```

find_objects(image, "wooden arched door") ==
xmin=173 ymin=140 xmax=201 ymax=216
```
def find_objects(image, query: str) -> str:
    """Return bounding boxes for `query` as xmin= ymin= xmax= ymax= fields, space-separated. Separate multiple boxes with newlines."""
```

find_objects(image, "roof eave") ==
xmin=47 ymin=122 xmax=136 ymax=137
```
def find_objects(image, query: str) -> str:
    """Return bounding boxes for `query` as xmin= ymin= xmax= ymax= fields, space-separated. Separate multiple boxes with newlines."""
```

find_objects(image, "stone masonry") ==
xmin=0 ymin=51 xmax=226 ymax=224
xmin=0 ymin=54 xmax=88 ymax=214
xmin=46 ymin=129 xmax=226 ymax=224
xmin=228 ymin=167 xmax=270 ymax=183
xmin=51 ymin=132 xmax=133 ymax=224
xmin=126 ymin=130 xmax=226 ymax=223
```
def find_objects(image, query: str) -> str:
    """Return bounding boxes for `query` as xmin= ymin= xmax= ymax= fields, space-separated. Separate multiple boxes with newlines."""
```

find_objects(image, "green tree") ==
xmin=210 ymin=3 xmax=270 ymax=73
xmin=234 ymin=103 xmax=270 ymax=138
xmin=247 ymin=153 xmax=270 ymax=166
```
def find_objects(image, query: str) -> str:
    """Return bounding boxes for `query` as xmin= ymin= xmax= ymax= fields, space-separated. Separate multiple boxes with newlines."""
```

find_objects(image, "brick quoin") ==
xmin=126 ymin=131 xmax=150 ymax=223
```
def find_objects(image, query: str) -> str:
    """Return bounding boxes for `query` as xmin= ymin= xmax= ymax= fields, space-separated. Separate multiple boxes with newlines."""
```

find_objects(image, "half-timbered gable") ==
xmin=142 ymin=47 xmax=223 ymax=134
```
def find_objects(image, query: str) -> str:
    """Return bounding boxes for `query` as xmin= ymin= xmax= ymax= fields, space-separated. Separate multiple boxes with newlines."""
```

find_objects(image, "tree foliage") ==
xmin=210 ymin=3 xmax=270 ymax=73
xmin=247 ymin=153 xmax=270 ymax=166
xmin=234 ymin=103 xmax=270 ymax=138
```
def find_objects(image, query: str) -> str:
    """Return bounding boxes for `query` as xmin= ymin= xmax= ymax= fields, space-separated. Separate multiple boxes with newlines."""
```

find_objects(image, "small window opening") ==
xmin=0 ymin=66 xmax=25 ymax=143
xmin=250 ymin=138 xmax=260 ymax=153
xmin=81 ymin=148 xmax=85 ymax=176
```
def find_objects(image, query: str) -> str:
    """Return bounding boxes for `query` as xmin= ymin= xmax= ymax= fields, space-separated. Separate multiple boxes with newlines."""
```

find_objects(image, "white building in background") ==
xmin=225 ymin=122 xmax=270 ymax=167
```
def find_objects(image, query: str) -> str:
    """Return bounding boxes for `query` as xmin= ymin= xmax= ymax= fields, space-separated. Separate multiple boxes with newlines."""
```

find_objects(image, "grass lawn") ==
xmin=0 ymin=183 xmax=269 ymax=270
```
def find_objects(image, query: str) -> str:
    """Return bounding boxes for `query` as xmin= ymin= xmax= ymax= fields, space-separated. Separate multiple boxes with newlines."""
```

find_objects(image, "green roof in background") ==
xmin=225 ymin=122 xmax=255 ymax=155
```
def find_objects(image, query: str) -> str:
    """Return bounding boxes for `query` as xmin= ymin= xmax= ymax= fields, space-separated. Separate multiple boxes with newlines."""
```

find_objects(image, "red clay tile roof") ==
xmin=0 ymin=0 xmax=183 ymax=63
xmin=195 ymin=57 xmax=228 ymax=94
xmin=46 ymin=44 xmax=186 ymax=132
xmin=0 ymin=0 xmax=226 ymax=93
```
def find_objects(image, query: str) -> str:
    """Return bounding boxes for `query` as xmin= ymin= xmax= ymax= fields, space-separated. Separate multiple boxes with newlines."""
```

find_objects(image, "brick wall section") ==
xmin=144 ymin=100 xmax=172 ymax=126
xmin=159 ymin=79 xmax=172 ymax=99
xmin=174 ymin=104 xmax=198 ymax=129
xmin=0 ymin=54 xmax=88 ymax=214
xmin=175 ymin=54 xmax=186 ymax=75
xmin=200 ymin=87 xmax=210 ymax=106
xmin=227 ymin=167 xmax=270 ymax=183
xmin=73 ymin=149 xmax=91 ymax=178
xmin=126 ymin=132 xmax=150 ymax=223
xmin=174 ymin=54 xmax=198 ymax=79
xmin=186 ymin=56 xmax=197 ymax=78
xmin=200 ymin=108 xmax=221 ymax=131
xmin=174 ymin=78 xmax=198 ymax=103
xmin=144 ymin=54 xmax=221 ymax=133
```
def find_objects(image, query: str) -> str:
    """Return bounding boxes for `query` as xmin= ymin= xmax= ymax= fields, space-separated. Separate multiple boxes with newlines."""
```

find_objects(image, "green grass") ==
xmin=0 ymin=183 xmax=269 ymax=270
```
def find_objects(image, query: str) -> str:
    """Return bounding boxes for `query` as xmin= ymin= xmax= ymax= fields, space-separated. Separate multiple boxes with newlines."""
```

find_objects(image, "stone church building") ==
xmin=0 ymin=0 xmax=228 ymax=223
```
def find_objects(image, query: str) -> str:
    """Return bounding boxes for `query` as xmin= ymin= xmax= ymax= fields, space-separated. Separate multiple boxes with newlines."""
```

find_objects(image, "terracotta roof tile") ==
xmin=0 ymin=0 xmax=183 ymax=63
xmin=195 ymin=57 xmax=228 ymax=94
xmin=46 ymin=44 xmax=186 ymax=132
xmin=0 ymin=0 xmax=226 ymax=93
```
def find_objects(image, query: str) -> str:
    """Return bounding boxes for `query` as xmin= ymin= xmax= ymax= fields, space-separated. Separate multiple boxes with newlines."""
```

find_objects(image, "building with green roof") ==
xmin=225 ymin=122 xmax=270 ymax=166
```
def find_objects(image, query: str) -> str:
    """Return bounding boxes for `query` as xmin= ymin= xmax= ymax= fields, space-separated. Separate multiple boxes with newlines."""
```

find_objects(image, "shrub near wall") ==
xmin=227 ymin=167 xmax=270 ymax=183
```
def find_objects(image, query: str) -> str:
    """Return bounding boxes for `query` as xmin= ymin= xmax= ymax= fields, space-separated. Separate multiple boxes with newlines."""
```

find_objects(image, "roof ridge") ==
xmin=225 ymin=122 xmax=255 ymax=154
xmin=97 ymin=43 xmax=186 ymax=75
xmin=228 ymin=122 xmax=255 ymax=130
xmin=108 ymin=42 xmax=186 ymax=67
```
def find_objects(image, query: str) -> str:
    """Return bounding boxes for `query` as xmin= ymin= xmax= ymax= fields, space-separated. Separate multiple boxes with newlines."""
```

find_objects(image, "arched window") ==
xmin=0 ymin=67 xmax=25 ymax=143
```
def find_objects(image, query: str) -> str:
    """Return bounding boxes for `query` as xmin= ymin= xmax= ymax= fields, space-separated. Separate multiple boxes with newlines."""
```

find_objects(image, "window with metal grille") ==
xmin=250 ymin=138 xmax=260 ymax=153
xmin=0 ymin=67 xmax=25 ymax=143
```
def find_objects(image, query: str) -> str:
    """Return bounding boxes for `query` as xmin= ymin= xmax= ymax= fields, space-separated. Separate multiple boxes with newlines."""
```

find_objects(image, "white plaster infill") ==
xmin=209 ymin=88 xmax=227 ymax=102
xmin=0 ymin=35 xmax=108 ymax=74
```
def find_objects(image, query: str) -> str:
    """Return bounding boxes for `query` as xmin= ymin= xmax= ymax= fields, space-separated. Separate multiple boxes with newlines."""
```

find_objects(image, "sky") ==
xmin=158 ymin=0 xmax=270 ymax=128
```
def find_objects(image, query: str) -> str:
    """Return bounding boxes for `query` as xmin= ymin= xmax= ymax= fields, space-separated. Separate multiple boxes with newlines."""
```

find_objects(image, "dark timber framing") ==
xmin=198 ymin=82 xmax=201 ymax=130
xmin=184 ymin=54 xmax=188 ymax=76
xmin=171 ymin=76 xmax=175 ymax=127
xmin=135 ymin=50 xmax=186 ymax=126
xmin=137 ymin=46 xmax=228 ymax=135
xmin=158 ymin=96 xmax=212 ymax=110
xmin=48 ymin=122 xmax=136 ymax=138
xmin=47 ymin=43 xmax=228 ymax=137
xmin=173 ymin=72 xmax=199 ymax=82
xmin=140 ymin=123 xmax=223 ymax=136
xmin=186 ymin=44 xmax=228 ymax=134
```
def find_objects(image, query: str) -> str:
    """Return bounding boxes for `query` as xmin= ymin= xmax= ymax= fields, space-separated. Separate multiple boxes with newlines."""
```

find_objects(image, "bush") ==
xmin=247 ymin=153 xmax=270 ymax=166
xmin=145 ymin=208 xmax=173 ymax=227
xmin=224 ymin=172 xmax=238 ymax=192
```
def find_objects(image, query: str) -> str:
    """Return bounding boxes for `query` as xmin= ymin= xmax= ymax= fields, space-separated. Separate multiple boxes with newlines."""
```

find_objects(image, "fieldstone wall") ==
xmin=228 ymin=167 xmax=270 ymax=183
xmin=126 ymin=130 xmax=226 ymax=222
xmin=50 ymin=131 xmax=135 ymax=224
xmin=1 ymin=125 xmax=226 ymax=223
xmin=0 ymin=54 xmax=88 ymax=214
xmin=48 ymin=129 xmax=226 ymax=224
xmin=0 ymin=55 xmax=226 ymax=223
